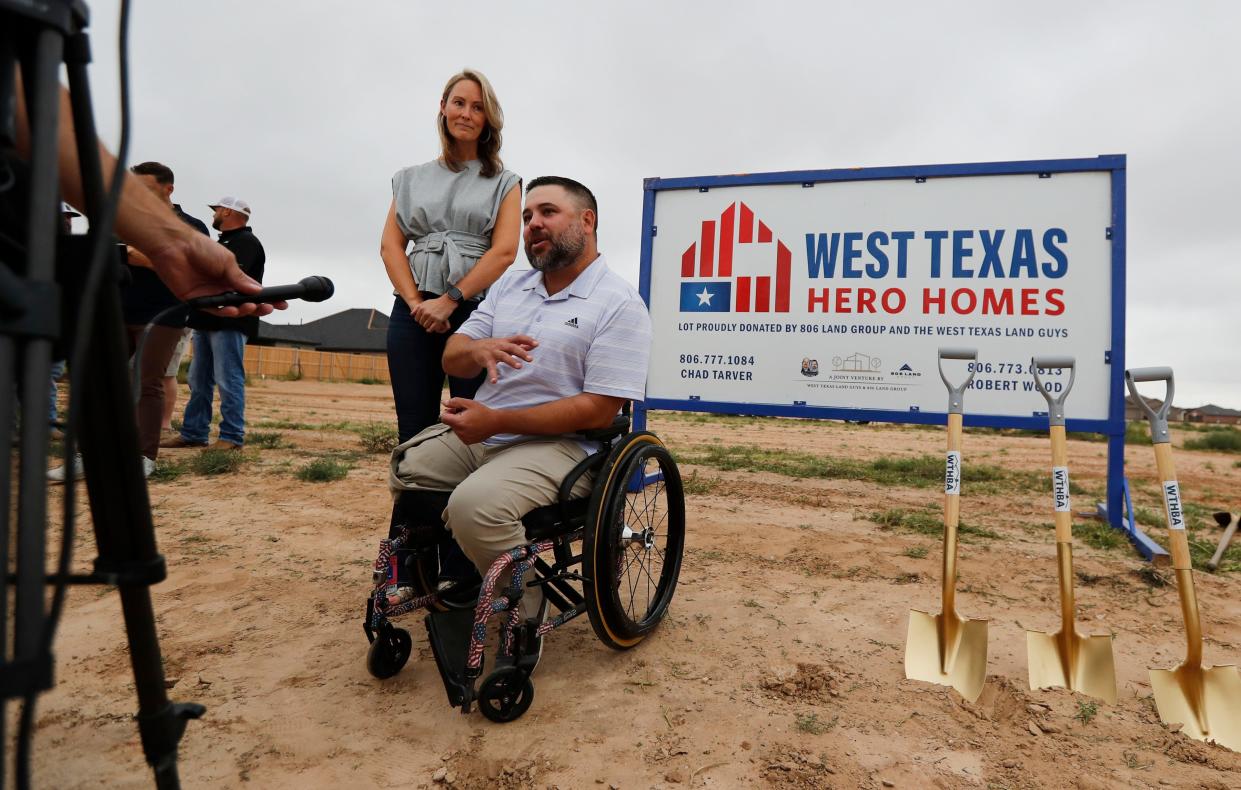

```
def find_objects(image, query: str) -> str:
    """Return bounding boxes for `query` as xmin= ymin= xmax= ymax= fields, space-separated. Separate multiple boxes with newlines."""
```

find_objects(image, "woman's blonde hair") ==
xmin=438 ymin=69 xmax=505 ymax=178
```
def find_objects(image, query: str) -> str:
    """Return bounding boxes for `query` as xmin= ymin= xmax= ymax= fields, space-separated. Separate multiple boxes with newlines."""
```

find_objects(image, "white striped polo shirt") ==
xmin=456 ymin=255 xmax=652 ymax=447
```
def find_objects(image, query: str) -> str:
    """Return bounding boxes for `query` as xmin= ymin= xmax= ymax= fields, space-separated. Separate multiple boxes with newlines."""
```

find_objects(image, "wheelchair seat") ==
xmin=521 ymin=497 xmax=590 ymax=541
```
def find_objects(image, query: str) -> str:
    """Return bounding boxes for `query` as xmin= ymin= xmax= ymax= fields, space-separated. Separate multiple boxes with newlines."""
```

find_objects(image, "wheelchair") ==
xmin=362 ymin=415 xmax=685 ymax=722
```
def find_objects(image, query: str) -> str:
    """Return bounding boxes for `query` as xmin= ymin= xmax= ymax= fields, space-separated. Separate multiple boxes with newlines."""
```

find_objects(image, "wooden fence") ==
xmin=185 ymin=344 xmax=390 ymax=383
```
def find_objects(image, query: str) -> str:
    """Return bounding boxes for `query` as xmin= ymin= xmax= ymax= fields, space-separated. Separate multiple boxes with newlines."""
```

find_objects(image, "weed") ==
xmin=1184 ymin=428 xmax=1241 ymax=453
xmin=678 ymin=444 xmax=1010 ymax=490
xmin=903 ymin=546 xmax=929 ymax=559
xmin=246 ymin=431 xmax=288 ymax=449
xmin=1122 ymin=751 xmax=1152 ymax=770
xmin=148 ymin=458 xmax=186 ymax=482
xmin=358 ymin=422 xmax=398 ymax=454
xmin=252 ymin=419 xmax=316 ymax=431
xmin=191 ymin=449 xmax=245 ymax=476
xmin=278 ymin=366 xmax=303 ymax=381
xmin=681 ymin=470 xmax=722 ymax=496
xmin=1124 ymin=421 xmax=1152 ymax=445
xmin=296 ymin=457 xmax=351 ymax=482
xmin=794 ymin=712 xmax=836 ymax=735
xmin=1074 ymin=700 xmax=1099 ymax=725
xmin=741 ymin=598 xmax=763 ymax=609
xmin=870 ymin=508 xmax=1000 ymax=541
xmin=1074 ymin=519 xmax=1128 ymax=551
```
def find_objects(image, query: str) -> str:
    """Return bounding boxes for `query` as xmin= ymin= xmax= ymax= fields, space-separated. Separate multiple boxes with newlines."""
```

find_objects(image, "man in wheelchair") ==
xmin=366 ymin=177 xmax=684 ymax=722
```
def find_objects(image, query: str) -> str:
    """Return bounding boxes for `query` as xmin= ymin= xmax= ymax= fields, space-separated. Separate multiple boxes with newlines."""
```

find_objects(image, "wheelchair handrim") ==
xmin=586 ymin=433 xmax=685 ymax=647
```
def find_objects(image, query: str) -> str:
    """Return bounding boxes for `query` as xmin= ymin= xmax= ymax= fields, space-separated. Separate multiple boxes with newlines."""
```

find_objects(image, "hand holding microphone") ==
xmin=186 ymin=276 xmax=335 ymax=310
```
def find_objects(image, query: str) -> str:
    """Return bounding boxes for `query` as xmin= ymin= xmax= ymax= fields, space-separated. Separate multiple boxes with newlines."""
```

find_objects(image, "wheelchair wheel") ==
xmin=583 ymin=432 xmax=685 ymax=650
xmin=477 ymin=666 xmax=534 ymax=723
xmin=366 ymin=626 xmax=412 ymax=679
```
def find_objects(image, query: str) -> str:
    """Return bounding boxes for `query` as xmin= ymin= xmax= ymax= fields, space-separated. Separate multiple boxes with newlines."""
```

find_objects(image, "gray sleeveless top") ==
xmin=391 ymin=159 xmax=521 ymax=299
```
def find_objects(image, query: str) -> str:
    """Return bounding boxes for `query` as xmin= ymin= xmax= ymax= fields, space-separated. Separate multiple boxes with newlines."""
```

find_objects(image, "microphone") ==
xmin=186 ymin=276 xmax=335 ymax=309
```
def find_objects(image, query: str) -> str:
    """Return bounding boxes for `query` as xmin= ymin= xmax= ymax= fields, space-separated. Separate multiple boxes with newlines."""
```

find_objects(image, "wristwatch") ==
xmin=445 ymin=285 xmax=464 ymax=303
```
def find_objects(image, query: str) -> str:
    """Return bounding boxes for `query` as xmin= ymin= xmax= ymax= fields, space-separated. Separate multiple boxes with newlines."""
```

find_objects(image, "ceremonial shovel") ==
xmin=1127 ymin=367 xmax=1241 ymax=751
xmin=1207 ymin=512 xmax=1237 ymax=572
xmin=905 ymin=348 xmax=988 ymax=702
xmin=1025 ymin=356 xmax=1117 ymax=703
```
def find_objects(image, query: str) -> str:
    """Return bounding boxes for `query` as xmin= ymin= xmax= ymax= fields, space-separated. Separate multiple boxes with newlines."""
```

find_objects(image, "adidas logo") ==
xmin=564 ymin=317 xmax=579 ymax=328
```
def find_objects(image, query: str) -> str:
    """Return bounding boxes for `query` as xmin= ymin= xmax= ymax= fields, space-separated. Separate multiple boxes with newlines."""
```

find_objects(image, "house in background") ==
xmin=1124 ymin=393 xmax=1185 ymax=423
xmin=1182 ymin=403 xmax=1241 ymax=426
xmin=254 ymin=308 xmax=388 ymax=353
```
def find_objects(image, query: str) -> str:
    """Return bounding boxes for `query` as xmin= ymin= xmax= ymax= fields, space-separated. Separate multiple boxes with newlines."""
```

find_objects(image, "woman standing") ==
xmin=381 ymin=69 xmax=521 ymax=443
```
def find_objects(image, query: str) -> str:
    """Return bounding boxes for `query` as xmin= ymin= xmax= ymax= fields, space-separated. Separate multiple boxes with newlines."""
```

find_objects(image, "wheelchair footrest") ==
xmin=424 ymin=608 xmax=479 ymax=708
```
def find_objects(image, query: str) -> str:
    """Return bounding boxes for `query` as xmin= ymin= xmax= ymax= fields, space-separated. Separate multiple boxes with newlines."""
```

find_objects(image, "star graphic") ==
xmin=696 ymin=288 xmax=714 ymax=306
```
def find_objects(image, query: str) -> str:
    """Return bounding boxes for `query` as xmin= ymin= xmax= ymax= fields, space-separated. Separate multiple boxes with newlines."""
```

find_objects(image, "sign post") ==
xmin=636 ymin=156 xmax=1159 ymax=558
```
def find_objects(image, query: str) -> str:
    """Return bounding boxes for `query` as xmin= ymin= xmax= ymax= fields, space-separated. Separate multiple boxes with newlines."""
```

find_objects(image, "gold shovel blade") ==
xmin=1025 ymin=629 xmax=1118 ymax=704
xmin=905 ymin=609 xmax=988 ymax=702
xmin=1150 ymin=663 xmax=1241 ymax=752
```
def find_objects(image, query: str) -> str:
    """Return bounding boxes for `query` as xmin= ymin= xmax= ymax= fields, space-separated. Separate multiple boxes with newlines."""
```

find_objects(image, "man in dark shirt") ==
xmin=164 ymin=196 xmax=265 ymax=450
xmin=118 ymin=163 xmax=209 ymax=475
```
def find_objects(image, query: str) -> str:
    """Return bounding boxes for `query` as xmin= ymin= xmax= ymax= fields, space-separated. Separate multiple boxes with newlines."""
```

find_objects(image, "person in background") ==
xmin=163 ymin=196 xmax=265 ymax=451
xmin=160 ymin=327 xmax=191 ymax=436
xmin=46 ymin=202 xmax=79 ymax=441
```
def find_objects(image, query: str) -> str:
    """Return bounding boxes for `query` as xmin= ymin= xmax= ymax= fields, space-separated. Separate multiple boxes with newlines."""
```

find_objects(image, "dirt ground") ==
xmin=22 ymin=379 xmax=1241 ymax=788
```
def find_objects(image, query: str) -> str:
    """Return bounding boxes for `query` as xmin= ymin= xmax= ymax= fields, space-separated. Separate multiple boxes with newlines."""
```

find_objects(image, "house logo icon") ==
xmin=678 ymin=202 xmax=792 ymax=313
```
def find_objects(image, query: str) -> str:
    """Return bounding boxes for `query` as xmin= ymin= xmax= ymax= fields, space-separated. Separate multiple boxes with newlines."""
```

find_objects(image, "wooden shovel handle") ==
xmin=941 ymin=413 xmax=963 ymax=615
xmin=1153 ymin=443 xmax=1192 ymax=571
xmin=1049 ymin=425 xmax=1073 ymax=544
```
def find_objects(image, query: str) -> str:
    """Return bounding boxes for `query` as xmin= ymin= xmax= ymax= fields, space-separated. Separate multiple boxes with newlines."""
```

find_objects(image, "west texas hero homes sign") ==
xmin=641 ymin=160 xmax=1122 ymax=423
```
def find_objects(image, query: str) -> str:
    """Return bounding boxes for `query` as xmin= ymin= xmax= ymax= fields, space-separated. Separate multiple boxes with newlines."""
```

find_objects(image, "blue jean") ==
xmin=181 ymin=329 xmax=246 ymax=445
xmin=48 ymin=359 xmax=66 ymax=423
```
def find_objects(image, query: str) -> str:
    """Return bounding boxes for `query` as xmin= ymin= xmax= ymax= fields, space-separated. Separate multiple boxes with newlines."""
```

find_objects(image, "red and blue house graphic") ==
xmin=678 ymin=202 xmax=792 ymax=313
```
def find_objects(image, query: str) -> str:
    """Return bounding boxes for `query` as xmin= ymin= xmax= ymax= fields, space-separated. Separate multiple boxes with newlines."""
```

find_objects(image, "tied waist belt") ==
xmin=407 ymin=230 xmax=492 ymax=298
xmin=411 ymin=230 xmax=490 ymax=259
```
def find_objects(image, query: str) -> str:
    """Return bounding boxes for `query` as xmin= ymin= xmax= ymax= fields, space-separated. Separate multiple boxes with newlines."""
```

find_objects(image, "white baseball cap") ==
xmin=60 ymin=202 xmax=81 ymax=217
xmin=208 ymin=196 xmax=251 ymax=216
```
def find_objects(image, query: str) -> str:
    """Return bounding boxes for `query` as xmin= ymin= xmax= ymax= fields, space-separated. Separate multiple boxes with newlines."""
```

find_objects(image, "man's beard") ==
xmin=212 ymin=216 xmax=223 ymax=230
xmin=526 ymin=222 xmax=585 ymax=273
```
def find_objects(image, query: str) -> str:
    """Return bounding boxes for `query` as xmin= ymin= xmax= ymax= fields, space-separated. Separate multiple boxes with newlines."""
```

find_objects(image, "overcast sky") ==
xmin=79 ymin=1 xmax=1240 ymax=408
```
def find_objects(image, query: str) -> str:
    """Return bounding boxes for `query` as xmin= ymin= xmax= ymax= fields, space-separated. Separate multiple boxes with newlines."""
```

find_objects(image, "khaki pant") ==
xmin=389 ymin=424 xmax=593 ymax=617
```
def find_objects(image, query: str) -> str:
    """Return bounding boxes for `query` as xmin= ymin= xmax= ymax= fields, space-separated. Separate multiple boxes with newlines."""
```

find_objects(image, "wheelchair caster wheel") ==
xmin=366 ymin=626 xmax=412 ymax=679
xmin=477 ymin=666 xmax=534 ymax=722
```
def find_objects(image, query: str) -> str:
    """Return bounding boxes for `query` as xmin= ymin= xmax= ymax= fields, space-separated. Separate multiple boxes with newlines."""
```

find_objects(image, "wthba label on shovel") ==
xmin=1163 ymin=481 xmax=1185 ymax=530
xmin=944 ymin=451 xmax=961 ymax=495
xmin=1052 ymin=466 xmax=1071 ymax=512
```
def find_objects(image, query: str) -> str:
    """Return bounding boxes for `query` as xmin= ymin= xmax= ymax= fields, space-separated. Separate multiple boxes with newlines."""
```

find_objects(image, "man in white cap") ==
xmin=163 ymin=196 xmax=265 ymax=450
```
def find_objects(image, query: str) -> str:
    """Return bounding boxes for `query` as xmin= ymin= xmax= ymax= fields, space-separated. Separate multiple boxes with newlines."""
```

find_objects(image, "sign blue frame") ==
xmin=634 ymin=155 xmax=1159 ymax=558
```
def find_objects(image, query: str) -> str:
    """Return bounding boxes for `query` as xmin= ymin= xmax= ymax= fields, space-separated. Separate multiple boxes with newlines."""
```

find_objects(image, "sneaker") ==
xmin=208 ymin=440 xmax=242 ymax=451
xmin=47 ymin=453 xmax=85 ymax=483
xmin=141 ymin=456 xmax=156 ymax=478
xmin=384 ymin=585 xmax=416 ymax=608
xmin=160 ymin=435 xmax=207 ymax=449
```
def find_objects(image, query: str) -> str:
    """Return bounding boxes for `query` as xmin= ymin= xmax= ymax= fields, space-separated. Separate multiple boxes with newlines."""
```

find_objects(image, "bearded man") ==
xmin=385 ymin=176 xmax=652 ymax=660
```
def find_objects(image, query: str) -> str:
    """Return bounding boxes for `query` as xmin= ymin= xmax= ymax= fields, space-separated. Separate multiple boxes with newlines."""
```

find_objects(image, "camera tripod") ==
xmin=1 ymin=1 xmax=202 ymax=787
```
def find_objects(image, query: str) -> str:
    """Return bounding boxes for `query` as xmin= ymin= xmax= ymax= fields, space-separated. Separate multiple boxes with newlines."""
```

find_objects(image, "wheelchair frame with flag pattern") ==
xmin=362 ymin=417 xmax=685 ymax=722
